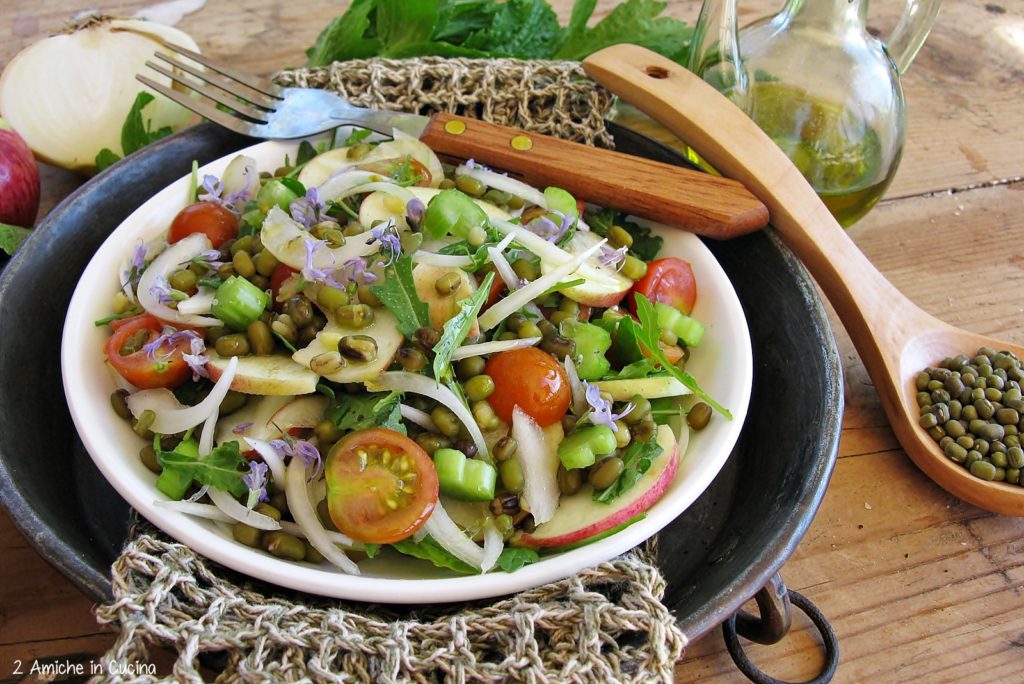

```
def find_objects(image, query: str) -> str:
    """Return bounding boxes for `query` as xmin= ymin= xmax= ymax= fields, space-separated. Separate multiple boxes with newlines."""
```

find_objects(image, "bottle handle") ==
xmin=885 ymin=0 xmax=943 ymax=74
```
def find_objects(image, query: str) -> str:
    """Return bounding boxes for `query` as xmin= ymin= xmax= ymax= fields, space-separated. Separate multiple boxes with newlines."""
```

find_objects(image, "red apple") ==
xmin=0 ymin=118 xmax=40 ymax=227
xmin=511 ymin=424 xmax=681 ymax=550
xmin=206 ymin=351 xmax=319 ymax=396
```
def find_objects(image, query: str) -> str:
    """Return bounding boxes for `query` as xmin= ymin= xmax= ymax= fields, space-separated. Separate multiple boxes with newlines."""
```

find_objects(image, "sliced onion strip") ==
xmin=314 ymin=169 xmax=383 ymax=200
xmin=244 ymin=437 xmax=287 ymax=486
xmin=136 ymin=232 xmax=220 ymax=326
xmin=176 ymin=287 xmax=215 ymax=315
xmin=512 ymin=407 xmax=559 ymax=525
xmin=368 ymin=372 xmax=488 ymax=458
xmin=487 ymin=242 xmax=543 ymax=319
xmin=400 ymin=404 xmax=437 ymax=432
xmin=126 ymin=356 xmax=238 ymax=434
xmin=198 ymin=409 xmax=218 ymax=457
xmin=477 ymin=238 xmax=605 ymax=331
xmin=451 ymin=337 xmax=541 ymax=361
xmin=261 ymin=206 xmax=377 ymax=271
xmin=286 ymin=460 xmax=360 ymax=574
xmin=423 ymin=501 xmax=485 ymax=570
xmin=456 ymin=163 xmax=547 ymax=208
xmin=481 ymin=520 xmax=503 ymax=573
xmin=563 ymin=355 xmax=587 ymax=416
xmin=207 ymin=487 xmax=281 ymax=530
xmin=279 ymin=520 xmax=356 ymax=549
xmin=153 ymin=500 xmax=233 ymax=522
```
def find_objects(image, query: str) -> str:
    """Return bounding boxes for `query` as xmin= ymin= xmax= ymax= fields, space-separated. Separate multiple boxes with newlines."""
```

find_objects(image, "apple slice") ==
xmin=545 ymin=230 xmax=633 ymax=308
xmin=592 ymin=376 xmax=691 ymax=401
xmin=292 ymin=307 xmax=403 ymax=384
xmin=207 ymin=351 xmax=319 ymax=396
xmin=215 ymin=395 xmax=327 ymax=444
xmin=359 ymin=186 xmax=511 ymax=230
xmin=511 ymin=424 xmax=680 ymax=550
xmin=412 ymin=262 xmax=480 ymax=333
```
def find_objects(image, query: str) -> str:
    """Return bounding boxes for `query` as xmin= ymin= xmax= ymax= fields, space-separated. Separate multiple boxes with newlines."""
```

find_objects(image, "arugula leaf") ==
xmin=634 ymin=294 xmax=731 ymax=418
xmin=604 ymin=358 xmax=662 ymax=380
xmin=157 ymin=440 xmax=248 ymax=499
xmin=326 ymin=391 xmax=405 ymax=434
xmin=363 ymin=542 xmax=380 ymax=559
xmin=649 ymin=396 xmax=684 ymax=425
xmin=555 ymin=0 xmax=693 ymax=63
xmin=463 ymin=0 xmax=562 ymax=58
xmin=295 ymin=140 xmax=319 ymax=167
xmin=95 ymin=92 xmax=175 ymax=171
xmin=587 ymin=207 xmax=663 ymax=261
xmin=433 ymin=270 xmax=495 ymax=381
xmin=306 ymin=0 xmax=383 ymax=66
xmin=370 ymin=255 xmax=431 ymax=337
xmin=593 ymin=437 xmax=663 ymax=503
xmin=497 ymin=546 xmax=539 ymax=572
xmin=344 ymin=128 xmax=374 ymax=147
xmin=390 ymin=535 xmax=478 ymax=574
xmin=0 ymin=223 xmax=31 ymax=256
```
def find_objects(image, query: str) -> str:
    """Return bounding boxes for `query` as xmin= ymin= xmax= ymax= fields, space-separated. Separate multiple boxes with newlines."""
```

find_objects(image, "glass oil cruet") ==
xmin=688 ymin=0 xmax=942 ymax=226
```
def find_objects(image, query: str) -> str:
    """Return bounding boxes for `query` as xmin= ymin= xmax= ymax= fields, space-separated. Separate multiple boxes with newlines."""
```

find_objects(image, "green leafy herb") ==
xmin=93 ymin=308 xmax=142 ymax=327
xmin=390 ymin=535 xmax=478 ymax=574
xmin=363 ymin=543 xmax=380 ymax=559
xmin=343 ymin=128 xmax=374 ymax=146
xmin=306 ymin=0 xmax=383 ymax=66
xmin=649 ymin=396 xmax=684 ymax=425
xmin=593 ymin=437 xmax=663 ymax=503
xmin=188 ymin=160 xmax=199 ymax=202
xmin=370 ymin=255 xmax=431 ymax=337
xmin=295 ymin=140 xmax=319 ymax=166
xmin=197 ymin=275 xmax=224 ymax=290
xmin=316 ymin=381 xmax=337 ymax=402
xmin=463 ymin=0 xmax=562 ymax=59
xmin=604 ymin=358 xmax=662 ymax=380
xmin=496 ymin=546 xmax=539 ymax=572
xmin=95 ymin=92 xmax=175 ymax=171
xmin=326 ymin=391 xmax=405 ymax=434
xmin=157 ymin=440 xmax=248 ymax=499
xmin=555 ymin=0 xmax=691 ymax=62
xmin=433 ymin=270 xmax=495 ymax=381
xmin=634 ymin=294 xmax=731 ymax=417
xmin=0 ymin=222 xmax=31 ymax=256
xmin=588 ymin=207 xmax=664 ymax=262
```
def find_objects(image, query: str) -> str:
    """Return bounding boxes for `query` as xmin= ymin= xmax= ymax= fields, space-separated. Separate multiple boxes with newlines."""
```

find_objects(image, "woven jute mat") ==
xmin=91 ymin=58 xmax=686 ymax=683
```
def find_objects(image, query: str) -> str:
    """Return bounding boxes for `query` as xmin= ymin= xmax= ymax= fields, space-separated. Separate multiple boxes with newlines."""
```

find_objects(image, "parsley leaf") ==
xmin=497 ymin=546 xmax=539 ymax=572
xmin=391 ymin=535 xmax=478 ymax=574
xmin=0 ymin=223 xmax=31 ymax=256
xmin=157 ymin=440 xmax=248 ymax=499
xmin=633 ymin=294 xmax=731 ymax=418
xmin=370 ymin=255 xmax=431 ymax=337
xmin=593 ymin=437 xmax=663 ymax=503
xmin=95 ymin=92 xmax=175 ymax=172
xmin=433 ymin=270 xmax=495 ymax=382
xmin=326 ymin=391 xmax=405 ymax=434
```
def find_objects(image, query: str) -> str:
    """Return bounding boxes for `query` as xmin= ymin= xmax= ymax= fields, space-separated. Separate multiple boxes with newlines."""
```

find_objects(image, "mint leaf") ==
xmin=496 ymin=546 xmax=539 ymax=572
xmin=554 ymin=0 xmax=693 ymax=63
xmin=306 ymin=0 xmax=382 ymax=66
xmin=390 ymin=535 xmax=478 ymax=574
xmin=634 ymin=294 xmax=731 ymax=418
xmin=370 ymin=255 xmax=431 ymax=337
xmin=157 ymin=440 xmax=248 ymax=498
xmin=463 ymin=0 xmax=561 ymax=58
xmin=0 ymin=223 xmax=31 ymax=256
xmin=326 ymin=391 xmax=405 ymax=434
xmin=94 ymin=148 xmax=122 ymax=172
xmin=433 ymin=270 xmax=494 ymax=382
xmin=593 ymin=438 xmax=663 ymax=503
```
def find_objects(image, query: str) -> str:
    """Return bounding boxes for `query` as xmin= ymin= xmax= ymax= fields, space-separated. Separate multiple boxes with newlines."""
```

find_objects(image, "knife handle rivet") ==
xmin=510 ymin=134 xmax=533 ymax=151
xmin=444 ymin=120 xmax=467 ymax=135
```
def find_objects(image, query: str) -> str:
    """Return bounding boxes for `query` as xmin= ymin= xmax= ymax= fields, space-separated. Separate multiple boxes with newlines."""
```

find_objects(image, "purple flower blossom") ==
xmin=337 ymin=257 xmax=377 ymax=285
xmin=525 ymin=213 xmax=570 ymax=243
xmin=406 ymin=197 xmax=425 ymax=228
xmin=584 ymin=382 xmax=634 ymax=431
xmin=198 ymin=174 xmax=223 ymax=203
xmin=130 ymin=241 xmax=147 ymax=271
xmin=269 ymin=438 xmax=323 ymax=481
xmin=291 ymin=187 xmax=335 ymax=228
xmin=149 ymin=276 xmax=175 ymax=305
xmin=243 ymin=461 xmax=269 ymax=509
xmin=182 ymin=335 xmax=210 ymax=381
xmin=232 ymin=422 xmax=254 ymax=434
xmin=598 ymin=245 xmax=628 ymax=269
xmin=370 ymin=221 xmax=402 ymax=266
xmin=301 ymin=239 xmax=345 ymax=288
xmin=195 ymin=249 xmax=225 ymax=269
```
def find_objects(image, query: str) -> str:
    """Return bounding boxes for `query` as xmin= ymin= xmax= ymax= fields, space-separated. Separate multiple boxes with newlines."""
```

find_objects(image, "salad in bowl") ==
xmin=62 ymin=129 xmax=752 ymax=602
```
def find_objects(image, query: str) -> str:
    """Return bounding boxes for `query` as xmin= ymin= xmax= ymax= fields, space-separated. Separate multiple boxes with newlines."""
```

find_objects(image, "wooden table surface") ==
xmin=2 ymin=0 xmax=1023 ymax=681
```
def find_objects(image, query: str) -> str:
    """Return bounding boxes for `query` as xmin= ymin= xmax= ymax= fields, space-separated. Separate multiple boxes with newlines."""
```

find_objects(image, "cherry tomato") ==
xmin=104 ymin=313 xmax=194 ymax=389
xmin=485 ymin=347 xmax=571 ymax=427
xmin=168 ymin=201 xmax=239 ymax=248
xmin=627 ymin=257 xmax=698 ymax=315
xmin=325 ymin=428 xmax=438 ymax=544
xmin=482 ymin=268 xmax=507 ymax=310
xmin=269 ymin=262 xmax=298 ymax=311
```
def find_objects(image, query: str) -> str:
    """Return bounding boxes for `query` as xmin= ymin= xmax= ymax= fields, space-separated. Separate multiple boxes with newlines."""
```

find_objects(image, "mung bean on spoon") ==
xmin=583 ymin=44 xmax=1024 ymax=515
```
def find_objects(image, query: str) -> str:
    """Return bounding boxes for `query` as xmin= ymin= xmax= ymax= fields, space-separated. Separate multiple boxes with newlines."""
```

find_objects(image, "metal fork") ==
xmin=137 ymin=43 xmax=427 ymax=139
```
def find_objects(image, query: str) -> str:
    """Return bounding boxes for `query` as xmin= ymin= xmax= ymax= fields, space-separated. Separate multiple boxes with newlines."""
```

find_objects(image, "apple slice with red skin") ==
xmin=207 ymin=351 xmax=319 ymax=395
xmin=511 ymin=424 xmax=680 ymax=550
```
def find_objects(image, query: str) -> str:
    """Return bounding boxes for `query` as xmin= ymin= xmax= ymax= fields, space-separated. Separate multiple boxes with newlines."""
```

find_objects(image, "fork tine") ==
xmin=154 ymin=52 xmax=280 ymax=111
xmin=162 ymin=42 xmax=285 ymax=98
xmin=136 ymin=74 xmax=257 ymax=138
xmin=145 ymin=61 xmax=269 ymax=124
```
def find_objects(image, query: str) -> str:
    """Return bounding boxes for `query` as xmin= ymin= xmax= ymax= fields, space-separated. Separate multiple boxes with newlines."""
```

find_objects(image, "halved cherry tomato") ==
xmin=168 ymin=201 xmax=239 ymax=248
xmin=104 ymin=313 xmax=193 ymax=389
xmin=485 ymin=347 xmax=571 ymax=427
xmin=482 ymin=268 xmax=507 ymax=310
xmin=627 ymin=257 xmax=697 ymax=315
xmin=358 ymin=156 xmax=433 ymax=187
xmin=325 ymin=428 xmax=438 ymax=544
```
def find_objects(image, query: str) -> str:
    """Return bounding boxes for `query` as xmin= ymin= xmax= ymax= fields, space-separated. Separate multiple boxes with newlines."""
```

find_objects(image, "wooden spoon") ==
xmin=583 ymin=44 xmax=1024 ymax=515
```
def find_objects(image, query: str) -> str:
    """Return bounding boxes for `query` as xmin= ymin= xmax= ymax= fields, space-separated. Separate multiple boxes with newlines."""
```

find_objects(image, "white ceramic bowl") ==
xmin=62 ymin=138 xmax=752 ymax=603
